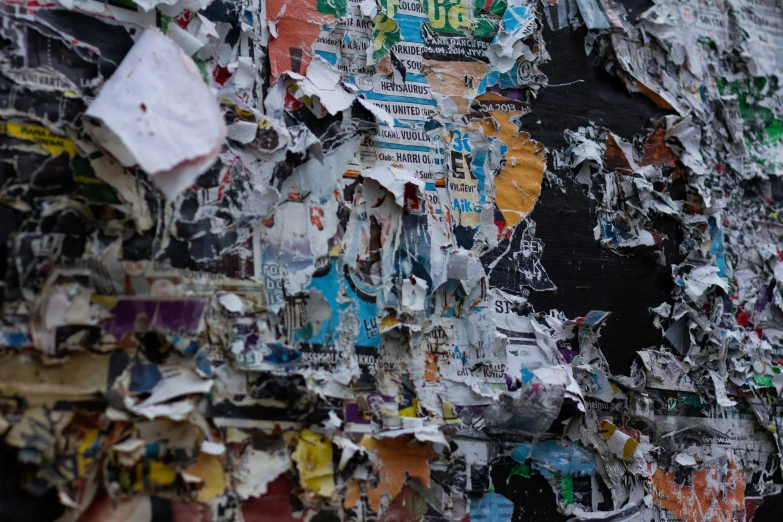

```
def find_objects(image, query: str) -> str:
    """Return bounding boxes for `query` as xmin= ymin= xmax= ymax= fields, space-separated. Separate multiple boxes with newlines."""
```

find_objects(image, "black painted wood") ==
xmin=523 ymin=19 xmax=677 ymax=375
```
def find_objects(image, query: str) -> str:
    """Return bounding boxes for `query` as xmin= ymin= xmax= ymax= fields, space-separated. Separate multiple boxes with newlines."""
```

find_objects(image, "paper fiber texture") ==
xmin=0 ymin=0 xmax=782 ymax=520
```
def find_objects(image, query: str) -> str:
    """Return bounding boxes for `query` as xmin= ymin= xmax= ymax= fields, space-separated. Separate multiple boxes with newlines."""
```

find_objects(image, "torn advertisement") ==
xmin=0 ymin=0 xmax=782 ymax=520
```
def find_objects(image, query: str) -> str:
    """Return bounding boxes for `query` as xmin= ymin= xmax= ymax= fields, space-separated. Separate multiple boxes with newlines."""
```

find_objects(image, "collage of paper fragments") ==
xmin=1 ymin=0 xmax=783 ymax=519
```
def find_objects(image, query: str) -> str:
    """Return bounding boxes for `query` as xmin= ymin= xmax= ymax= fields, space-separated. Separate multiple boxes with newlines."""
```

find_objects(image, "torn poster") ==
xmin=1 ymin=0 xmax=783 ymax=520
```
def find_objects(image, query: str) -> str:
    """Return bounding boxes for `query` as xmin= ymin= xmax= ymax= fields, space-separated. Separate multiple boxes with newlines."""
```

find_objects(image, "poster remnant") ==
xmin=0 ymin=0 xmax=782 ymax=520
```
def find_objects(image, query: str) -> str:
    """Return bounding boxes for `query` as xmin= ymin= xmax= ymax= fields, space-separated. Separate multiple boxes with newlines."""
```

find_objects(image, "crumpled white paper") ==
xmin=85 ymin=28 xmax=226 ymax=200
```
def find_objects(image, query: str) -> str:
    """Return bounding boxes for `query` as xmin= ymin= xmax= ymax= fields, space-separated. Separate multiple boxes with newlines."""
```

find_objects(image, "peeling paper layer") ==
xmin=2 ymin=0 xmax=783 ymax=520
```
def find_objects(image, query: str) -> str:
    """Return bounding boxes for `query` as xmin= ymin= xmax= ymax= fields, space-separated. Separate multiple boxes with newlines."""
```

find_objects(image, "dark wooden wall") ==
xmin=526 ymin=15 xmax=677 ymax=375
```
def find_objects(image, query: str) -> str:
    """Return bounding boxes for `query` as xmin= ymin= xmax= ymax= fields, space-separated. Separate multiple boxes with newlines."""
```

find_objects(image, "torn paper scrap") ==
xmin=85 ymin=28 xmax=225 ymax=199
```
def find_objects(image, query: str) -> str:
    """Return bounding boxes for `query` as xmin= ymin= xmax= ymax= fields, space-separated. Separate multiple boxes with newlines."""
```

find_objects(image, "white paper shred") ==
xmin=402 ymin=275 xmax=427 ymax=312
xmin=709 ymin=370 xmax=737 ymax=407
xmin=219 ymin=293 xmax=245 ymax=313
xmin=234 ymin=447 xmax=291 ymax=499
xmin=674 ymin=453 xmax=697 ymax=466
xmin=361 ymin=165 xmax=424 ymax=206
xmin=85 ymin=28 xmax=226 ymax=199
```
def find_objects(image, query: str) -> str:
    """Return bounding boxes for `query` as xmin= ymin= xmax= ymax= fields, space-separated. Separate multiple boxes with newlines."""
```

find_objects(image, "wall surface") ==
xmin=0 ymin=0 xmax=782 ymax=520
